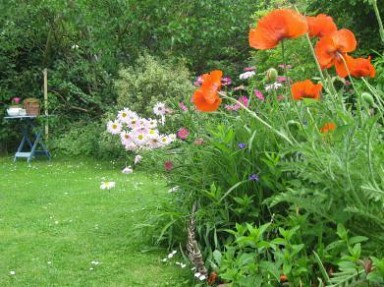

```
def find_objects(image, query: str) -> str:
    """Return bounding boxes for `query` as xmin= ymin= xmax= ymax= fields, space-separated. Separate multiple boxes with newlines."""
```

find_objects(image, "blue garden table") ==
xmin=4 ymin=115 xmax=51 ymax=162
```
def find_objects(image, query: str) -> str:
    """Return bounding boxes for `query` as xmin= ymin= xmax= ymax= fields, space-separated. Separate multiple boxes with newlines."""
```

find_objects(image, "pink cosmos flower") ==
xmin=244 ymin=66 xmax=256 ymax=71
xmin=225 ymin=96 xmax=249 ymax=111
xmin=177 ymin=127 xmax=190 ymax=140
xmin=238 ymin=96 xmax=249 ymax=107
xmin=221 ymin=76 xmax=232 ymax=86
xmin=194 ymin=76 xmax=203 ymax=87
xmin=178 ymin=102 xmax=188 ymax=112
xmin=254 ymin=89 xmax=265 ymax=101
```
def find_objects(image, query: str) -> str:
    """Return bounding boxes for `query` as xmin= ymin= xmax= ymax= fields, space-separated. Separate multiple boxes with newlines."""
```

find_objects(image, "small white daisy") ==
xmin=265 ymin=82 xmax=283 ymax=92
xmin=100 ymin=181 xmax=116 ymax=190
xmin=153 ymin=102 xmax=166 ymax=116
xmin=107 ymin=120 xmax=122 ymax=135
xmin=117 ymin=108 xmax=131 ymax=123
xmin=239 ymin=71 xmax=256 ymax=80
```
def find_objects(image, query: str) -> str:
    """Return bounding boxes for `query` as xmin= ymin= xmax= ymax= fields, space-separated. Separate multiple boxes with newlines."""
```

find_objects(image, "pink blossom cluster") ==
xmin=107 ymin=106 xmax=176 ymax=151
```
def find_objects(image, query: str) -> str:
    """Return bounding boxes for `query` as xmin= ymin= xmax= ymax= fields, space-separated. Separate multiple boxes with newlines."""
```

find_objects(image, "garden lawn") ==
xmin=0 ymin=157 xmax=190 ymax=287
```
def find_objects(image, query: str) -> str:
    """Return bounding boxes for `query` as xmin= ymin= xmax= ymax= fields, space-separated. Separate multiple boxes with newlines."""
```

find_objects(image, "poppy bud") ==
xmin=266 ymin=68 xmax=278 ymax=82
xmin=361 ymin=92 xmax=374 ymax=106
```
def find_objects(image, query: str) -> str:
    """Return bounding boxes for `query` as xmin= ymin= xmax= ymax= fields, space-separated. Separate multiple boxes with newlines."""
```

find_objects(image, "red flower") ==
xmin=164 ymin=160 xmax=174 ymax=171
xmin=291 ymin=80 xmax=323 ymax=101
xmin=306 ymin=14 xmax=337 ymax=38
xmin=315 ymin=29 xmax=357 ymax=77
xmin=320 ymin=122 xmax=336 ymax=133
xmin=192 ymin=70 xmax=223 ymax=112
xmin=249 ymin=9 xmax=308 ymax=50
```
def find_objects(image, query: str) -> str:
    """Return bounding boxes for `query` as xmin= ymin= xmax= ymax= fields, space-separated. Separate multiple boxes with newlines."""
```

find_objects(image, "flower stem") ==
xmin=219 ymin=92 xmax=293 ymax=145
xmin=371 ymin=0 xmax=384 ymax=44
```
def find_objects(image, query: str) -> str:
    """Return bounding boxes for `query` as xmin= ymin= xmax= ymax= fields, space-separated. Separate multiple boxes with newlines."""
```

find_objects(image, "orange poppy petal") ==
xmin=307 ymin=14 xmax=337 ymax=38
xmin=347 ymin=56 xmax=376 ymax=78
xmin=192 ymin=88 xmax=222 ymax=112
xmin=249 ymin=9 xmax=308 ymax=50
xmin=334 ymin=53 xmax=350 ymax=78
xmin=332 ymin=29 xmax=357 ymax=53
xmin=291 ymin=79 xmax=322 ymax=100
xmin=249 ymin=27 xmax=280 ymax=50
xmin=315 ymin=36 xmax=337 ymax=68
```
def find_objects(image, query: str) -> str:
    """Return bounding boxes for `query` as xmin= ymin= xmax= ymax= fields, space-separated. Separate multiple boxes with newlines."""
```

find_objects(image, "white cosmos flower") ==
xmin=124 ymin=142 xmax=137 ymax=151
xmin=147 ymin=119 xmax=157 ymax=129
xmin=159 ymin=135 xmax=170 ymax=146
xmin=239 ymin=71 xmax=256 ymax=80
xmin=153 ymin=102 xmax=166 ymax=116
xmin=147 ymin=135 xmax=161 ymax=149
xmin=265 ymin=82 xmax=283 ymax=91
xmin=127 ymin=118 xmax=139 ymax=130
xmin=107 ymin=120 xmax=122 ymax=135
xmin=147 ymin=128 xmax=159 ymax=139
xmin=168 ymin=134 xmax=176 ymax=143
xmin=133 ymin=131 xmax=149 ymax=146
xmin=117 ymin=108 xmax=131 ymax=123
xmin=100 ymin=181 xmax=116 ymax=190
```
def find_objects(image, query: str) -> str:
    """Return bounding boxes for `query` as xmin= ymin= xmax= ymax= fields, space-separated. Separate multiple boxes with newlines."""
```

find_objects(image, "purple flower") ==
xmin=238 ymin=143 xmax=246 ymax=149
xmin=221 ymin=76 xmax=232 ymax=86
xmin=249 ymin=174 xmax=259 ymax=181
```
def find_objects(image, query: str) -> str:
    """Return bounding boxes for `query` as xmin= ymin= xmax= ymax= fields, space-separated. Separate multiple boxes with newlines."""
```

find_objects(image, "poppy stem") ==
xmin=371 ymin=0 xmax=384 ymax=44
xmin=303 ymin=33 xmax=334 ymax=96
xmin=219 ymin=92 xmax=293 ymax=145
xmin=281 ymin=40 xmax=292 ymax=98
xmin=339 ymin=56 xmax=363 ymax=124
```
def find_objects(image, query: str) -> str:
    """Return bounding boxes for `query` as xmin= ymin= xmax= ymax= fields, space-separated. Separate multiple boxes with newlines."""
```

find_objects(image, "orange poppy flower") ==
xmin=291 ymin=79 xmax=323 ymax=101
xmin=192 ymin=70 xmax=223 ymax=112
xmin=346 ymin=55 xmax=376 ymax=78
xmin=306 ymin=14 xmax=337 ymax=38
xmin=320 ymin=122 xmax=336 ymax=133
xmin=315 ymin=29 xmax=357 ymax=77
xmin=249 ymin=9 xmax=308 ymax=50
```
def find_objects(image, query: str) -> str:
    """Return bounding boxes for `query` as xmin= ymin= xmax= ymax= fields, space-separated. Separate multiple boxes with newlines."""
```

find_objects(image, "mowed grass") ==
xmin=0 ymin=157 xmax=190 ymax=287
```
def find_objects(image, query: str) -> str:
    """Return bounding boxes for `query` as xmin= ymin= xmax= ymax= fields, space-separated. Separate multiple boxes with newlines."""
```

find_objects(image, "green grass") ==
xmin=0 ymin=157 xmax=191 ymax=287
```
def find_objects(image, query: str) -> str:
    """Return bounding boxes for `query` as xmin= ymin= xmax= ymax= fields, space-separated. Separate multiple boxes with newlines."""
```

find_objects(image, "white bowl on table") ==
xmin=7 ymin=107 xmax=22 ymax=116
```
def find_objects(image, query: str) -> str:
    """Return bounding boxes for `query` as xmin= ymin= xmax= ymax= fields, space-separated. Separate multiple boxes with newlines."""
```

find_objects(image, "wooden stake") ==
xmin=43 ymin=68 xmax=48 ymax=139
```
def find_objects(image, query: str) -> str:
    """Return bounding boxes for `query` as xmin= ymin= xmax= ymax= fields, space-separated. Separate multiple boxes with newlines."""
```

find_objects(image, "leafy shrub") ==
xmin=115 ymin=54 xmax=194 ymax=117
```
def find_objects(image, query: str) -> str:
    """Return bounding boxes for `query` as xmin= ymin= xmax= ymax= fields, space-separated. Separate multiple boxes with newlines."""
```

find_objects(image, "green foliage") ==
xmin=215 ymin=223 xmax=309 ymax=286
xmin=306 ymin=0 xmax=384 ymax=55
xmin=51 ymin=120 xmax=129 ymax=161
xmin=115 ymin=54 xmax=194 ymax=117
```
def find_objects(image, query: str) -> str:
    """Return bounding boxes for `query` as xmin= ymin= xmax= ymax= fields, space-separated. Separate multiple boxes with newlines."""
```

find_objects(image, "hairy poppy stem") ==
xmin=371 ymin=0 xmax=384 ymax=44
xmin=219 ymin=92 xmax=293 ymax=145
xmin=339 ymin=56 xmax=363 ymax=124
